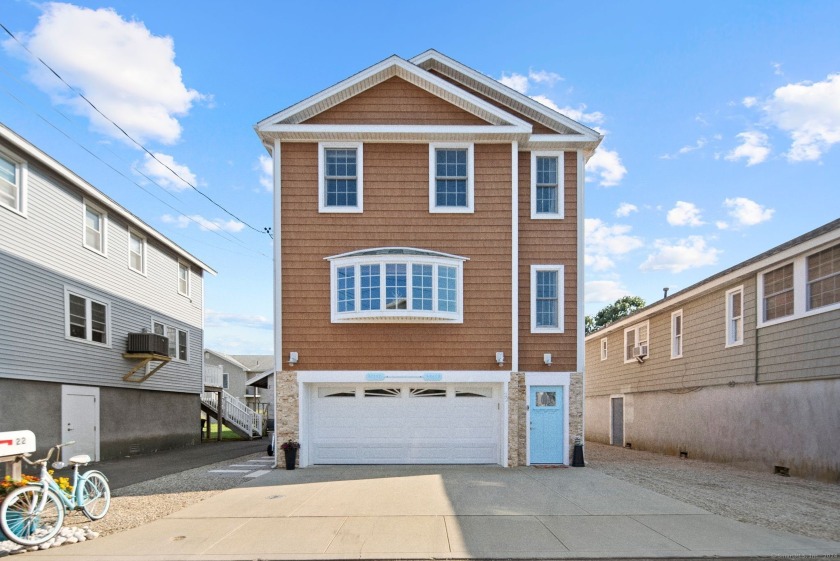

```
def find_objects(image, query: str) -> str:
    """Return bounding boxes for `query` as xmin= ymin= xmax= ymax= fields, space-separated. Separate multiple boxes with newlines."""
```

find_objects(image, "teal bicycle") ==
xmin=0 ymin=442 xmax=110 ymax=546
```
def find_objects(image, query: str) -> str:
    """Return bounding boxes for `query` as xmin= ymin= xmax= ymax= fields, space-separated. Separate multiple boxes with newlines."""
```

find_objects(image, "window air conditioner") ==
xmin=632 ymin=345 xmax=648 ymax=358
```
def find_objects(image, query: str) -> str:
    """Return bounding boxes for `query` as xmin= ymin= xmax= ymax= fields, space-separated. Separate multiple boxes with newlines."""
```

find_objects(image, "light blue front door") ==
xmin=529 ymin=385 xmax=565 ymax=464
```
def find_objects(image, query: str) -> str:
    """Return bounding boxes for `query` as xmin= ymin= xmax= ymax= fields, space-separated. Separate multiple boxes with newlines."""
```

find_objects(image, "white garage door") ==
xmin=309 ymin=384 xmax=502 ymax=464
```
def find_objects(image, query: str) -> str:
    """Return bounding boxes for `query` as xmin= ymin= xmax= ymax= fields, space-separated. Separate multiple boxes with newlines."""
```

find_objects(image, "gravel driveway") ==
xmin=67 ymin=446 xmax=840 ymax=543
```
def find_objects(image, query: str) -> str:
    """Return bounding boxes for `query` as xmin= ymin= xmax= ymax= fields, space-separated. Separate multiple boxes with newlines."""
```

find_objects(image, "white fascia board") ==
xmin=255 ymin=56 xmax=531 ymax=131
xmin=297 ymin=371 xmax=511 ymax=383
xmin=584 ymin=226 xmax=840 ymax=341
xmin=258 ymin=124 xmax=531 ymax=136
xmin=325 ymin=246 xmax=469 ymax=262
xmin=410 ymin=50 xmax=603 ymax=141
xmin=204 ymin=349 xmax=250 ymax=371
xmin=0 ymin=125 xmax=216 ymax=275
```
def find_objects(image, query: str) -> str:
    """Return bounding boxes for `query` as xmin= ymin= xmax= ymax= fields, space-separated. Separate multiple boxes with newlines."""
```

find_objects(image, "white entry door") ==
xmin=61 ymin=385 xmax=99 ymax=461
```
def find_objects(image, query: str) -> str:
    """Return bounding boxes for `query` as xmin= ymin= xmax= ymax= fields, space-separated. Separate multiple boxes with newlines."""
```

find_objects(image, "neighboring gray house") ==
xmin=231 ymin=354 xmax=274 ymax=415
xmin=585 ymin=219 xmax=840 ymax=482
xmin=204 ymin=349 xmax=251 ymax=404
xmin=201 ymin=350 xmax=271 ymax=439
xmin=0 ymin=124 xmax=215 ymax=461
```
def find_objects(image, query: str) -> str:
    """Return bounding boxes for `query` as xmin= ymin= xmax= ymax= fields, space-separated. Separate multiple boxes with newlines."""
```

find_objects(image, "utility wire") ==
xmin=0 ymin=21 xmax=270 ymax=237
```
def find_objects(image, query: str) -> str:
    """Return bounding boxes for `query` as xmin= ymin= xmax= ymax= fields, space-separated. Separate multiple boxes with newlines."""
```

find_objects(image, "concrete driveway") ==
xmin=34 ymin=465 xmax=840 ymax=560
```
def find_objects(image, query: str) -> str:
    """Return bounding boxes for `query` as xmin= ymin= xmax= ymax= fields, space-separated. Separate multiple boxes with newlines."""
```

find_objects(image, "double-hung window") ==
xmin=671 ymin=309 xmax=683 ymax=359
xmin=178 ymin=261 xmax=191 ymax=297
xmin=328 ymin=248 xmax=466 ymax=323
xmin=429 ymin=143 xmax=474 ymax=213
xmin=762 ymin=263 xmax=794 ymax=322
xmin=600 ymin=338 xmax=608 ymax=361
xmin=725 ymin=286 xmax=744 ymax=347
xmin=65 ymin=288 xmax=110 ymax=346
xmin=129 ymin=231 xmax=146 ymax=274
xmin=83 ymin=201 xmax=106 ymax=255
xmin=318 ymin=142 xmax=363 ymax=212
xmin=153 ymin=320 xmax=189 ymax=361
xmin=531 ymin=151 xmax=564 ymax=219
xmin=530 ymin=265 xmax=564 ymax=333
xmin=624 ymin=321 xmax=649 ymax=363
xmin=807 ymin=244 xmax=840 ymax=310
xmin=0 ymin=151 xmax=26 ymax=215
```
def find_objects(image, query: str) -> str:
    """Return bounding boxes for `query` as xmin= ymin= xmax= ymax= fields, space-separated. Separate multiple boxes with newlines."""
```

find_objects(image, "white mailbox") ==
xmin=0 ymin=430 xmax=37 ymax=458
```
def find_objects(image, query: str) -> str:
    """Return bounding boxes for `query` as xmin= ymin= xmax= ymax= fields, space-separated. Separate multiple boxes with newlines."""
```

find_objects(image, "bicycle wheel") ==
xmin=80 ymin=471 xmax=110 ymax=520
xmin=0 ymin=486 xmax=65 ymax=546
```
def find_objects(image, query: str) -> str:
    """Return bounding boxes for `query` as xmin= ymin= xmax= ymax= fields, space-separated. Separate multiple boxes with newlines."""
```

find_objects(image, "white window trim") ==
xmin=64 ymin=286 xmax=111 ymax=348
xmin=530 ymin=151 xmax=564 ymax=220
xmin=0 ymin=147 xmax=27 ymax=216
xmin=177 ymin=260 xmax=191 ymax=298
xmin=82 ymin=199 xmax=107 ymax=256
xmin=151 ymin=318 xmax=190 ymax=363
xmin=318 ymin=142 xmax=363 ymax=213
xmin=329 ymin=253 xmax=465 ymax=323
xmin=725 ymin=285 xmax=744 ymax=348
xmin=128 ymin=229 xmax=147 ymax=276
xmin=429 ymin=142 xmax=474 ymax=213
xmin=600 ymin=337 xmax=608 ymax=361
xmin=623 ymin=320 xmax=649 ymax=364
xmin=530 ymin=264 xmax=564 ymax=334
xmin=670 ymin=309 xmax=683 ymax=359
xmin=757 ymin=245 xmax=840 ymax=328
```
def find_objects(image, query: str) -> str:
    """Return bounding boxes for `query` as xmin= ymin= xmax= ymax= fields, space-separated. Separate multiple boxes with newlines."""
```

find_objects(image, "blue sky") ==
xmin=2 ymin=1 xmax=838 ymax=354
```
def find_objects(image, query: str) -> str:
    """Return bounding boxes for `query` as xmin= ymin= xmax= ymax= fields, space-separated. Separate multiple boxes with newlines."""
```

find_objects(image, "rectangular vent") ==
xmin=774 ymin=465 xmax=790 ymax=477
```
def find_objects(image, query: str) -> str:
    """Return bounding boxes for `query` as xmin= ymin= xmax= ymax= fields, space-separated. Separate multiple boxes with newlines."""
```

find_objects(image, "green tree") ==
xmin=585 ymin=296 xmax=646 ymax=334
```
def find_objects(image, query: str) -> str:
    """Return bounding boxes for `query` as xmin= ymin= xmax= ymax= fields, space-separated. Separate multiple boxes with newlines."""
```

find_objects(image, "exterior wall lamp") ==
xmin=289 ymin=351 xmax=299 ymax=366
xmin=495 ymin=352 xmax=505 ymax=366
xmin=544 ymin=353 xmax=552 ymax=366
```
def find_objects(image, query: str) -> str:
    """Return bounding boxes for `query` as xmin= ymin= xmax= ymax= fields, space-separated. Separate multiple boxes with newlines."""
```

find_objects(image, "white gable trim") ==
xmin=411 ymin=49 xmax=603 ymax=142
xmin=255 ymin=55 xmax=532 ymax=131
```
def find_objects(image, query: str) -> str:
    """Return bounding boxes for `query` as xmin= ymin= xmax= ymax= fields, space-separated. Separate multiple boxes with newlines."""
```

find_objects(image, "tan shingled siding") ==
xmin=302 ymin=77 xmax=490 ymax=125
xmin=585 ymin=277 xmax=758 ymax=396
xmin=280 ymin=142 xmax=512 ymax=370
xmin=518 ymin=151 xmax=578 ymax=372
xmin=428 ymin=70 xmax=558 ymax=134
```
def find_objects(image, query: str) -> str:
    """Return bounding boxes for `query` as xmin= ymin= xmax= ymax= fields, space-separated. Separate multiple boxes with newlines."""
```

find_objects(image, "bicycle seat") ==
xmin=68 ymin=454 xmax=91 ymax=465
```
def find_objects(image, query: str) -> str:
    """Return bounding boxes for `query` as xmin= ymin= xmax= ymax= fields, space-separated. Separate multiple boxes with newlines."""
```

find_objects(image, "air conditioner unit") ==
xmin=632 ymin=345 xmax=648 ymax=358
xmin=126 ymin=333 xmax=169 ymax=356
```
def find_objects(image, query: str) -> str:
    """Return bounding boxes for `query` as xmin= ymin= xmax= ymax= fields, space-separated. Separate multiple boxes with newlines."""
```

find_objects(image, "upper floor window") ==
xmin=530 ymin=265 xmax=564 ymax=333
xmin=624 ymin=321 xmax=649 ymax=363
xmin=429 ymin=143 xmax=474 ymax=213
xmin=65 ymin=287 xmax=110 ymax=347
xmin=600 ymin=338 xmax=608 ymax=361
xmin=671 ymin=309 xmax=683 ymax=359
xmin=327 ymin=247 xmax=466 ymax=323
xmin=531 ymin=152 xmax=564 ymax=219
xmin=129 ymin=231 xmax=146 ymax=275
xmin=83 ymin=201 xmax=106 ymax=255
xmin=318 ymin=142 xmax=363 ymax=212
xmin=762 ymin=263 xmax=794 ymax=322
xmin=0 ymin=151 xmax=26 ymax=215
xmin=807 ymin=244 xmax=840 ymax=310
xmin=153 ymin=320 xmax=188 ymax=362
xmin=725 ymin=286 xmax=744 ymax=347
xmin=178 ymin=261 xmax=191 ymax=297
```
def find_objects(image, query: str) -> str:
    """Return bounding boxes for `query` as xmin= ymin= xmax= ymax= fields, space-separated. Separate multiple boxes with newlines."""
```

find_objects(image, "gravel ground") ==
xmin=53 ymin=446 xmax=840 ymax=545
xmin=585 ymin=441 xmax=840 ymax=542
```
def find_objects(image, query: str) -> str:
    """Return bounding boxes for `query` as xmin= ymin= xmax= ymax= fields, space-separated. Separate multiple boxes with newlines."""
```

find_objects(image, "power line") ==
xmin=0 ymin=21 xmax=270 ymax=237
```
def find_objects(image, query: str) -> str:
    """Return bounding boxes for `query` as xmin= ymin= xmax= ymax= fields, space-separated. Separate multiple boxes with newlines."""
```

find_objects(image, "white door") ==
xmin=61 ymin=385 xmax=99 ymax=461
xmin=310 ymin=384 xmax=501 ymax=464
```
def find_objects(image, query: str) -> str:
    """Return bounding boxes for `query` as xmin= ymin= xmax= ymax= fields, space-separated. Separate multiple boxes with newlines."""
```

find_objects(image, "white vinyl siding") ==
xmin=429 ymin=143 xmax=474 ymax=213
xmin=530 ymin=151 xmax=564 ymax=219
xmin=530 ymin=265 xmax=564 ymax=333
xmin=0 ymin=150 xmax=26 ymax=215
xmin=83 ymin=201 xmax=106 ymax=255
xmin=671 ymin=309 xmax=683 ymax=359
xmin=318 ymin=142 xmax=363 ymax=213
xmin=725 ymin=286 xmax=744 ymax=347
xmin=64 ymin=287 xmax=110 ymax=347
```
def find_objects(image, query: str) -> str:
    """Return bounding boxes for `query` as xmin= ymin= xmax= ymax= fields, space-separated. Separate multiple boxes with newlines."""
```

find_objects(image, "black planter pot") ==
xmin=283 ymin=447 xmax=297 ymax=470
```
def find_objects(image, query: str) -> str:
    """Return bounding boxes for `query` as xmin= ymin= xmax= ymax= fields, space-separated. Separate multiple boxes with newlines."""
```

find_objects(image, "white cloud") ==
xmin=742 ymin=96 xmax=758 ymax=108
xmin=498 ymin=72 xmax=529 ymax=94
xmin=139 ymin=152 xmax=197 ymax=191
xmin=666 ymin=201 xmax=705 ymax=227
xmin=615 ymin=203 xmax=638 ymax=218
xmin=586 ymin=146 xmax=627 ymax=187
xmin=205 ymin=310 xmax=272 ymax=330
xmin=640 ymin=236 xmax=721 ymax=273
xmin=585 ymin=280 xmax=631 ymax=304
xmin=725 ymin=131 xmax=771 ymax=166
xmin=530 ymin=96 xmax=605 ymax=125
xmin=723 ymin=197 xmax=774 ymax=227
xmin=585 ymin=218 xmax=644 ymax=271
xmin=763 ymin=73 xmax=840 ymax=162
xmin=256 ymin=154 xmax=273 ymax=192
xmin=715 ymin=221 xmax=730 ymax=230
xmin=772 ymin=62 xmax=784 ymax=76
xmin=661 ymin=137 xmax=707 ymax=159
xmin=4 ymin=3 xmax=204 ymax=145
xmin=528 ymin=69 xmax=563 ymax=86
xmin=161 ymin=213 xmax=244 ymax=233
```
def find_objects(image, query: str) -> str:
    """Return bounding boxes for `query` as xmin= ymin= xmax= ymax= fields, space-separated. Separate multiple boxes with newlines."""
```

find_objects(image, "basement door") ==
xmin=61 ymin=385 xmax=99 ymax=461
xmin=529 ymin=386 xmax=565 ymax=464
xmin=610 ymin=396 xmax=624 ymax=446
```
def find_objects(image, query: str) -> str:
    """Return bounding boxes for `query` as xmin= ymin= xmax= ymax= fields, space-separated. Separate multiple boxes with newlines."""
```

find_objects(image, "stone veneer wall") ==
xmin=275 ymin=370 xmax=300 ymax=465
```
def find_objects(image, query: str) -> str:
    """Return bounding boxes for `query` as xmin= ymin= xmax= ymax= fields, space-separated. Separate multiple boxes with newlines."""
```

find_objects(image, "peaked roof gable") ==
xmin=410 ymin=49 xmax=602 ymax=140
xmin=255 ymin=55 xmax=532 ymax=130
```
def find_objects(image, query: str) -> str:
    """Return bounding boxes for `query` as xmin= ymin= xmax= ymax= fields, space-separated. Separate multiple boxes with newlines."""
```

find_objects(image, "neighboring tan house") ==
xmin=254 ymin=50 xmax=602 ymax=466
xmin=0 ymin=123 xmax=215 ymax=461
xmin=585 ymin=219 xmax=840 ymax=481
